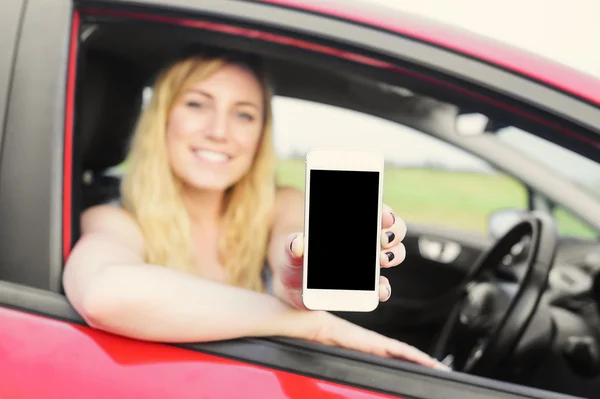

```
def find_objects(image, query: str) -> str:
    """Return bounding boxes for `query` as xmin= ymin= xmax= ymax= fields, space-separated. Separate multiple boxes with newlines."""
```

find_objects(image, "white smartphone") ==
xmin=302 ymin=148 xmax=384 ymax=312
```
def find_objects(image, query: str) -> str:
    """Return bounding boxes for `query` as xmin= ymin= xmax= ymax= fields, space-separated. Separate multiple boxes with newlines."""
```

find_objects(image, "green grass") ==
xmin=277 ymin=158 xmax=598 ymax=238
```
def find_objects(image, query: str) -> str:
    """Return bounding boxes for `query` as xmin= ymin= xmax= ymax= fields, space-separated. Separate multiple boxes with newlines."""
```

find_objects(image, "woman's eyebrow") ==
xmin=186 ymin=89 xmax=212 ymax=98
xmin=186 ymin=89 xmax=260 ymax=109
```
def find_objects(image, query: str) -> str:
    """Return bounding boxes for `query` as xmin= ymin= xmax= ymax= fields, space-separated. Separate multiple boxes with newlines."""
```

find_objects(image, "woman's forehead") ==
xmin=185 ymin=63 xmax=265 ymax=102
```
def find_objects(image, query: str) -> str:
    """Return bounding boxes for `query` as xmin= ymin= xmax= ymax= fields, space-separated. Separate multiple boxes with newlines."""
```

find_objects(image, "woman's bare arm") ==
xmin=64 ymin=204 xmax=448 ymax=369
xmin=63 ymin=205 xmax=316 ymax=343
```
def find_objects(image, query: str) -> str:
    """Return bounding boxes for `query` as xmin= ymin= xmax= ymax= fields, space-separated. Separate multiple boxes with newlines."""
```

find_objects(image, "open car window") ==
xmin=273 ymin=96 xmax=529 ymax=236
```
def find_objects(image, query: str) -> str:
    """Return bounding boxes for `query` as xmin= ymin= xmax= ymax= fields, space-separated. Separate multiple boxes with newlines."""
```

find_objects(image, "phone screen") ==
xmin=306 ymin=169 xmax=380 ymax=291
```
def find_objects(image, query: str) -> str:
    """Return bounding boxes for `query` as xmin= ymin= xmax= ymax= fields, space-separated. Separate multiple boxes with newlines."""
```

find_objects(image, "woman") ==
xmin=63 ymin=50 xmax=449 ymax=370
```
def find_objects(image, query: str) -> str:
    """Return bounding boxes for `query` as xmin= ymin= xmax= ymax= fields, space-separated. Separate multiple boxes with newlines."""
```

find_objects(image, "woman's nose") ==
xmin=205 ymin=113 xmax=229 ymax=141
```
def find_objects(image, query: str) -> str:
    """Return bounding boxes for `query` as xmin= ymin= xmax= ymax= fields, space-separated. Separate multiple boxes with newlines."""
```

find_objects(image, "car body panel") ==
xmin=0 ymin=0 xmax=72 ymax=291
xmin=0 ymin=306 xmax=398 ymax=399
xmin=3 ymin=280 xmax=571 ymax=399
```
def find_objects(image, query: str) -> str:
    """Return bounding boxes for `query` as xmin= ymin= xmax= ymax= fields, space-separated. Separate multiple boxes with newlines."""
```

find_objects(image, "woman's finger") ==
xmin=286 ymin=233 xmax=304 ymax=260
xmin=313 ymin=313 xmax=450 ymax=370
xmin=381 ymin=218 xmax=407 ymax=250
xmin=387 ymin=340 xmax=452 ymax=371
xmin=329 ymin=319 xmax=450 ymax=370
xmin=278 ymin=233 xmax=304 ymax=295
xmin=379 ymin=275 xmax=391 ymax=302
xmin=273 ymin=233 xmax=306 ymax=309
xmin=380 ymin=243 xmax=406 ymax=268
xmin=381 ymin=203 xmax=395 ymax=230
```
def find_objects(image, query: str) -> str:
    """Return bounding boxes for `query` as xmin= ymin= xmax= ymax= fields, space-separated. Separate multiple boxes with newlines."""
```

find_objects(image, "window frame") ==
xmin=0 ymin=0 xmax=73 ymax=291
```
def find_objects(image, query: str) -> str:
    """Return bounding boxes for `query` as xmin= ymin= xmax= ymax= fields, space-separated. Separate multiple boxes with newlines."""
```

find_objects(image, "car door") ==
xmin=0 ymin=2 xmax=369 ymax=398
xmin=0 ymin=0 xmax=590 ymax=398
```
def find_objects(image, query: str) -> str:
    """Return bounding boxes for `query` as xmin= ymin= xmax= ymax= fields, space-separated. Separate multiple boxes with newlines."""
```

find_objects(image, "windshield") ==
xmin=495 ymin=126 xmax=600 ymax=201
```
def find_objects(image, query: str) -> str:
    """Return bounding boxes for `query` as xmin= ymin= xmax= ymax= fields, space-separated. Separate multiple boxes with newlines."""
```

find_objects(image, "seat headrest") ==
xmin=77 ymin=50 xmax=145 ymax=173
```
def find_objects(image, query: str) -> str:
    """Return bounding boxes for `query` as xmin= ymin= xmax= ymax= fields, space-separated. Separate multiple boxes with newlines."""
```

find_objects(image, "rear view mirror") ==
xmin=455 ymin=112 xmax=489 ymax=136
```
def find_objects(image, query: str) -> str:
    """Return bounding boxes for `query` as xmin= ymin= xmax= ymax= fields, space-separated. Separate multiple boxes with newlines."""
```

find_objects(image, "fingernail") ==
xmin=290 ymin=234 xmax=300 ymax=255
xmin=385 ymin=231 xmax=395 ymax=244
xmin=391 ymin=212 xmax=396 ymax=225
xmin=386 ymin=252 xmax=395 ymax=262
xmin=290 ymin=234 xmax=304 ymax=257
xmin=386 ymin=285 xmax=392 ymax=300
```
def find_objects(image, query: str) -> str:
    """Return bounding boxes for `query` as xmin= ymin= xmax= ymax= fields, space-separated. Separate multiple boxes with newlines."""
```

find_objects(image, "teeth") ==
xmin=195 ymin=150 xmax=229 ymax=162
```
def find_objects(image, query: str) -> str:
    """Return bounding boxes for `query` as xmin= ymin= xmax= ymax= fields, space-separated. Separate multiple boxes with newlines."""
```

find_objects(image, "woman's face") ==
xmin=166 ymin=62 xmax=265 ymax=192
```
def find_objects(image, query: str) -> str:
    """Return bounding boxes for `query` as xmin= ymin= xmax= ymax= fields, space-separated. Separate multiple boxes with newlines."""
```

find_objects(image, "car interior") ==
xmin=70 ymin=17 xmax=600 ymax=398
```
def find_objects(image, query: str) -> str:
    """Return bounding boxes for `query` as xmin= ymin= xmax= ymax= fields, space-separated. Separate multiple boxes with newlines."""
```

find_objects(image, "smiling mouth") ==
xmin=193 ymin=149 xmax=231 ymax=163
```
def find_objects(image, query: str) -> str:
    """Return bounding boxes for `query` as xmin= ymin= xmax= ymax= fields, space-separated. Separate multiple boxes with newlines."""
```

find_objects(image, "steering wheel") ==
xmin=431 ymin=211 xmax=558 ymax=376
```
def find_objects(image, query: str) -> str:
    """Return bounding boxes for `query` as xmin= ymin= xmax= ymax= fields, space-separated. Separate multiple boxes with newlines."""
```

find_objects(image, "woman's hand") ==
xmin=305 ymin=310 xmax=450 ymax=370
xmin=274 ymin=204 xmax=406 ymax=309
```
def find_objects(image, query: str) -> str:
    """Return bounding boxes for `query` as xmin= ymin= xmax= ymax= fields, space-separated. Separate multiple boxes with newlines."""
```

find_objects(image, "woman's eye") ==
xmin=186 ymin=101 xmax=204 ymax=109
xmin=237 ymin=112 xmax=255 ymax=122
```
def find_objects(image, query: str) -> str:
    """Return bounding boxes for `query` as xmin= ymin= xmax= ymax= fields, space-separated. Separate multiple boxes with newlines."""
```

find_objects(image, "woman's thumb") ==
xmin=286 ymin=233 xmax=304 ymax=263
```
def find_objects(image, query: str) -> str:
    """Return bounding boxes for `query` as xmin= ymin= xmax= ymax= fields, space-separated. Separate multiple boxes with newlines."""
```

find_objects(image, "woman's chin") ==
xmin=182 ymin=175 xmax=238 ymax=193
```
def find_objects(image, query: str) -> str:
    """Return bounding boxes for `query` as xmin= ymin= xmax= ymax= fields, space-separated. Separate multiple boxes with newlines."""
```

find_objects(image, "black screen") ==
xmin=306 ymin=169 xmax=380 ymax=290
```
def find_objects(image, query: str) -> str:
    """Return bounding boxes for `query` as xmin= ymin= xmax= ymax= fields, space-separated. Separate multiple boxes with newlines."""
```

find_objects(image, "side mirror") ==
xmin=488 ymin=208 xmax=530 ymax=239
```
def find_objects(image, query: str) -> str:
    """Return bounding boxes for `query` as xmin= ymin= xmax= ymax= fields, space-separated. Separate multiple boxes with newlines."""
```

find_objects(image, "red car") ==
xmin=2 ymin=0 xmax=600 ymax=398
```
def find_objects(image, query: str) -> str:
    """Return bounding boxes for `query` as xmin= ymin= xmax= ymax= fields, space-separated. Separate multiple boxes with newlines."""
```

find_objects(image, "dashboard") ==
xmin=550 ymin=239 xmax=600 ymax=297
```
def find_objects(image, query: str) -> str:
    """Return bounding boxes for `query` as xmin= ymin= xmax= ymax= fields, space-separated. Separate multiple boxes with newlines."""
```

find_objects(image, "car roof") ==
xmin=258 ymin=0 xmax=600 ymax=107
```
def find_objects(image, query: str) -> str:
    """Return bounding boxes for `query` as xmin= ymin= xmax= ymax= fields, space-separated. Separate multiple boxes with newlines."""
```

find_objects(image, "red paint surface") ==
xmin=0 ymin=307 xmax=399 ymax=398
xmin=62 ymin=9 xmax=79 ymax=260
xmin=258 ymin=0 xmax=600 ymax=107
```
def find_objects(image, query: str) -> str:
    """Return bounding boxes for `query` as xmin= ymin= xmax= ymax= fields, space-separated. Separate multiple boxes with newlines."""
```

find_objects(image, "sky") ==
xmin=269 ymin=0 xmax=600 ymax=193
xmin=361 ymin=0 xmax=600 ymax=79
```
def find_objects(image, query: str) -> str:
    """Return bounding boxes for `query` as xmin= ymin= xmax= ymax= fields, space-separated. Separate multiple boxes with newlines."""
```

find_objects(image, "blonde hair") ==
xmin=121 ymin=56 xmax=276 ymax=292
